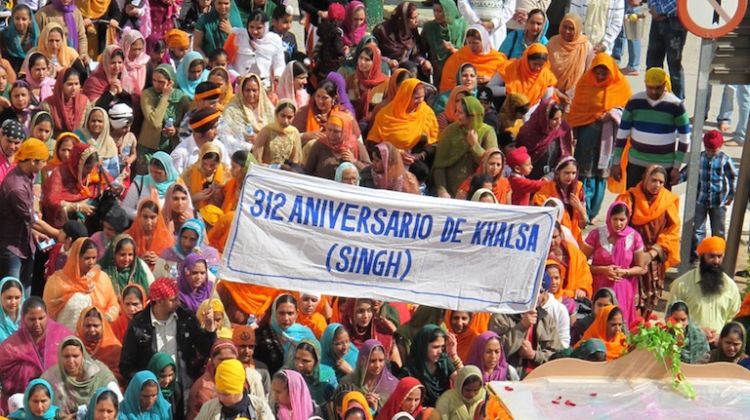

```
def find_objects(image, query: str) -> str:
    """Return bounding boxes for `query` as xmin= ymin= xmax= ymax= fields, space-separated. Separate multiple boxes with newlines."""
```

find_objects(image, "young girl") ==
xmin=456 ymin=148 xmax=511 ymax=203
xmin=111 ymin=284 xmax=146 ymax=341
xmin=321 ymin=323 xmax=360 ymax=380
xmin=532 ymin=157 xmax=587 ymax=244
xmin=346 ymin=43 xmax=388 ymax=121
xmin=78 ymin=107 xmax=119 ymax=178
xmin=0 ymin=277 xmax=23 ymax=344
xmin=1 ymin=4 xmax=39 ymax=72
xmin=666 ymin=301 xmax=710 ymax=364
xmin=272 ymin=369 xmax=317 ymax=419
xmin=108 ymin=103 xmax=137 ymax=188
xmin=545 ymin=260 xmax=576 ymax=316
xmin=271 ymin=5 xmax=302 ymax=63
xmin=582 ymin=202 xmax=647 ymax=327
xmin=147 ymin=352 xmax=183 ymax=419
xmin=226 ymin=10 xmax=285 ymax=88
xmin=277 ymin=60 xmax=310 ymax=109
xmin=0 ymin=81 xmax=35 ymax=130
xmin=710 ymin=322 xmax=748 ymax=364
xmin=253 ymin=100 xmax=302 ymax=165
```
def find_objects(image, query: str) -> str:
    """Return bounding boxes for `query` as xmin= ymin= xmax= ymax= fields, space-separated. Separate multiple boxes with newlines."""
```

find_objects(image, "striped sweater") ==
xmin=613 ymin=91 xmax=691 ymax=168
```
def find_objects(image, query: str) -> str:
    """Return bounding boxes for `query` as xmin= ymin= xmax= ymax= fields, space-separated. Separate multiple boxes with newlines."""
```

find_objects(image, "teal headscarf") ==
xmin=84 ymin=387 xmax=123 ymax=420
xmin=139 ymin=151 xmax=180 ymax=198
xmin=175 ymin=51 xmax=209 ymax=100
xmin=334 ymin=162 xmax=360 ymax=185
xmin=288 ymin=338 xmax=338 ymax=405
xmin=2 ymin=5 xmax=39 ymax=60
xmin=499 ymin=11 xmax=550 ymax=59
xmin=173 ymin=218 xmax=206 ymax=257
xmin=196 ymin=0 xmax=243 ymax=55
xmin=320 ymin=323 xmax=360 ymax=379
xmin=10 ymin=378 xmax=59 ymax=420
xmin=666 ymin=300 xmax=711 ymax=364
xmin=120 ymin=371 xmax=171 ymax=420
xmin=0 ymin=277 xmax=24 ymax=344
xmin=571 ymin=338 xmax=606 ymax=360
xmin=271 ymin=294 xmax=316 ymax=355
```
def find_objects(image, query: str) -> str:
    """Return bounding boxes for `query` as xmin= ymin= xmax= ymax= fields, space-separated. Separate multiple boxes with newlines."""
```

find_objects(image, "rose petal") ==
xmin=551 ymin=400 xmax=561 ymax=405
xmin=589 ymin=392 xmax=597 ymax=397
xmin=565 ymin=400 xmax=576 ymax=407
xmin=504 ymin=386 xmax=514 ymax=391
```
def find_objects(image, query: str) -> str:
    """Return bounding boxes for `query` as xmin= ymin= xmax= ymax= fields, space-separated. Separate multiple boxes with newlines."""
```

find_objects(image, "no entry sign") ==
xmin=677 ymin=0 xmax=747 ymax=38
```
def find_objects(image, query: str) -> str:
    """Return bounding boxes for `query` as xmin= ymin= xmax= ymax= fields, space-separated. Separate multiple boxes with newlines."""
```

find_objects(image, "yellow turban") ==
xmin=645 ymin=67 xmax=672 ymax=92
xmin=166 ymin=29 xmax=190 ymax=49
xmin=215 ymin=359 xmax=246 ymax=395
xmin=696 ymin=236 xmax=726 ymax=255
xmin=15 ymin=138 xmax=49 ymax=162
xmin=199 ymin=204 xmax=224 ymax=226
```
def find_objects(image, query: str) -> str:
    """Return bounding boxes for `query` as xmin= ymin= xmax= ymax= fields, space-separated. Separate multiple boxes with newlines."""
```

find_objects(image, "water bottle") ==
xmin=245 ymin=124 xmax=254 ymax=137
xmin=169 ymin=264 xmax=178 ymax=279
xmin=165 ymin=117 xmax=174 ymax=129
xmin=246 ymin=314 xmax=257 ymax=328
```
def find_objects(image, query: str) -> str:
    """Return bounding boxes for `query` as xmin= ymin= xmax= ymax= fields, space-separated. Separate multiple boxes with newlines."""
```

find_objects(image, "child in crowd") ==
xmin=271 ymin=4 xmax=304 ymax=63
xmin=507 ymin=146 xmax=546 ymax=205
xmin=109 ymin=104 xmax=138 ymax=188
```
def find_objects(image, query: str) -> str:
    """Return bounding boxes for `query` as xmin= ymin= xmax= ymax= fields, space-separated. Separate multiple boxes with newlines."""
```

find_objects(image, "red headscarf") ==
xmin=375 ymin=377 xmax=424 ymax=420
xmin=515 ymin=98 xmax=572 ymax=164
xmin=355 ymin=44 xmax=389 ymax=119
xmin=47 ymin=67 xmax=88 ymax=132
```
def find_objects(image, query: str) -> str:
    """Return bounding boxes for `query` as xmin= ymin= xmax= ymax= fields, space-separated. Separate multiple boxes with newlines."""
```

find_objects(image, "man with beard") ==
xmin=669 ymin=237 xmax=740 ymax=345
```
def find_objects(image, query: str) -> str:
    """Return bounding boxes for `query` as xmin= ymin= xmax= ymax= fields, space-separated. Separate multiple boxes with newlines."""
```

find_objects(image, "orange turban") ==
xmin=696 ymin=236 xmax=726 ymax=255
xmin=166 ymin=29 xmax=190 ymax=49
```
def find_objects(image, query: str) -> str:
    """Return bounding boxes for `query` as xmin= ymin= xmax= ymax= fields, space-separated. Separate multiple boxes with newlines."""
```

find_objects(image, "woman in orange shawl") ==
xmin=436 ymin=85 xmax=472 ymax=131
xmin=295 ymin=292 xmax=328 ymax=339
xmin=439 ymin=25 xmax=507 ymax=92
xmin=367 ymin=78 xmax=439 ymax=152
xmin=501 ymin=43 xmax=561 ymax=108
xmin=182 ymin=142 xmax=228 ymax=211
xmin=367 ymin=68 xmax=411 ymax=126
xmin=532 ymin=157 xmax=587 ymax=244
xmin=546 ymin=14 xmax=593 ymax=96
xmin=576 ymin=305 xmax=626 ymax=360
xmin=43 ymin=238 xmax=119 ymax=333
xmin=455 ymin=148 xmax=512 ymax=203
xmin=547 ymin=223 xmax=593 ymax=299
xmin=443 ymin=310 xmax=478 ymax=363
xmin=126 ymin=198 xmax=175 ymax=270
xmin=617 ymin=165 xmax=680 ymax=317
xmin=75 ymin=306 xmax=123 ymax=381
xmin=111 ymin=284 xmax=146 ymax=342
xmin=569 ymin=53 xmax=632 ymax=221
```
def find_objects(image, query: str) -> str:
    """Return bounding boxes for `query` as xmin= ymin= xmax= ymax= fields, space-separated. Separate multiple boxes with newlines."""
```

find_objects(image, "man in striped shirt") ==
xmin=610 ymin=67 xmax=691 ymax=188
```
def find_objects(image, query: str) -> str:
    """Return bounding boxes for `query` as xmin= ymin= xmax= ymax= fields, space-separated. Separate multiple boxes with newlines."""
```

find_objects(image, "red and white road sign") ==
xmin=677 ymin=0 xmax=747 ymax=38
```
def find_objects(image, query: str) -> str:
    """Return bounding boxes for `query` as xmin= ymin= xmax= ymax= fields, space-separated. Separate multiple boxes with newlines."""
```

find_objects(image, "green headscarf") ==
xmin=405 ymin=324 xmax=455 ymax=406
xmin=394 ymin=306 xmax=445 ymax=360
xmin=666 ymin=300 xmax=710 ymax=364
xmin=570 ymin=338 xmax=606 ymax=360
xmin=436 ymin=365 xmax=486 ymax=418
xmin=83 ymin=387 xmax=119 ymax=420
xmin=289 ymin=338 xmax=338 ymax=405
xmin=421 ymin=0 xmax=467 ymax=64
xmin=196 ymin=0 xmax=243 ymax=54
xmin=98 ymin=234 xmax=152 ymax=296
xmin=147 ymin=352 xmax=178 ymax=399
xmin=432 ymin=96 xmax=496 ymax=169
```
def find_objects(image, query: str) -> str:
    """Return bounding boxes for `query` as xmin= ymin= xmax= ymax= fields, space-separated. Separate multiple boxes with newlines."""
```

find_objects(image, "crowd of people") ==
xmin=0 ymin=0 xmax=746 ymax=419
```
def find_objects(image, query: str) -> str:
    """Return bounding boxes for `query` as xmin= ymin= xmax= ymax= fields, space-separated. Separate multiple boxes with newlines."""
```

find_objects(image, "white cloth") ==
xmin=57 ymin=292 xmax=93 ymax=333
xmin=151 ymin=310 xmax=178 ymax=357
xmin=458 ymin=0 xmax=516 ymax=50
xmin=506 ymin=0 xmax=551 ymax=30
xmin=170 ymin=137 xmax=231 ymax=174
xmin=569 ymin=0 xmax=624 ymax=51
xmin=542 ymin=294 xmax=570 ymax=348
xmin=229 ymin=28 xmax=286 ymax=86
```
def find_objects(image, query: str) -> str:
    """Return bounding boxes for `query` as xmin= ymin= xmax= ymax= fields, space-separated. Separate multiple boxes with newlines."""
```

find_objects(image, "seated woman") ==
xmin=0 ymin=81 xmax=35 ymax=130
xmin=436 ymin=84 xmax=472 ymax=131
xmin=341 ymin=391 xmax=373 ymax=420
xmin=126 ymin=199 xmax=175 ymax=271
xmin=455 ymin=148 xmax=511 ymax=203
xmin=546 ymin=14 xmax=594 ymax=100
xmin=27 ymin=22 xmax=79 ymax=77
xmin=176 ymin=253 xmax=214 ymax=313
xmin=294 ymin=79 xmax=359 ymax=148
xmin=120 ymin=28 xmax=150 ymax=96
xmin=41 ymin=336 xmax=118 ymax=417
xmin=98 ymin=233 xmax=154 ymax=296
xmin=120 ymin=371 xmax=172 ymax=419
xmin=43 ymin=238 xmax=119 ymax=332
xmin=193 ymin=0 xmax=243 ymax=57
xmin=517 ymin=100 xmax=572 ymax=179
xmin=254 ymin=100 xmax=303 ymax=165
xmin=138 ymin=64 xmax=191 ymax=155
xmin=443 ymin=310 xmax=478 ymax=363
xmin=222 ymin=73 xmax=275 ymax=154
xmin=255 ymin=294 xmax=316 ymax=374
xmin=340 ymin=339 xmax=399 ymax=412
xmin=570 ymin=287 xmax=617 ymax=347
xmin=84 ymin=389 xmax=122 ymax=420
xmin=422 ymin=0 xmax=466 ymax=86
xmin=8 ymin=379 xmax=61 ymax=420
xmin=575 ymin=304 xmax=627 ymax=361
xmin=226 ymin=10 xmax=285 ymax=86
xmin=404 ymin=324 xmax=457 ymax=407
xmin=187 ymin=339 xmax=241 ymax=420
xmin=321 ymin=323 xmax=360 ymax=381
xmin=432 ymin=96 xmax=498 ymax=198
xmin=304 ymin=111 xmax=371 ymax=180
xmin=42 ymin=65 xmax=91 ymax=133
xmin=271 ymin=369 xmax=318 ymax=419
xmin=81 ymin=45 xmax=130 ymax=106
xmin=147 ymin=352 xmax=184 ymax=418
xmin=153 ymin=218 xmax=221 ymax=280
xmin=182 ymin=142 xmax=228 ymax=211
xmin=335 ymin=162 xmax=361 ymax=185
xmin=435 ymin=365 xmax=486 ymax=419
xmin=667 ymin=300 xmax=710 ymax=364
xmin=709 ymin=322 xmax=747 ymax=364
xmin=568 ymin=53 xmax=631 ymax=220
xmin=290 ymin=338 xmax=338 ymax=406
xmin=207 ymin=66 xmax=234 ymax=111
xmin=111 ymin=284 xmax=146 ymax=342
xmin=342 ymin=1 xmax=368 ymax=50
xmin=294 ymin=293 xmax=327 ymax=339
xmin=360 ymin=142 xmax=420 ymax=194
xmin=376 ymin=377 xmax=424 ymax=419
xmin=0 ymin=4 xmax=39 ymax=72
xmin=0 ymin=277 xmax=24 ymax=345
xmin=499 ymin=8 xmax=548 ymax=59
xmin=176 ymin=50 xmax=209 ymax=100
xmin=346 ymin=44 xmax=389 ymax=121
xmin=367 ymin=78 xmax=438 ymax=155
xmin=162 ymin=183 xmax=196 ymax=236
xmin=500 ymin=43 xmax=563 ymax=110
xmin=467 ymin=331 xmax=514 ymax=382
xmin=22 ymin=53 xmax=55 ymax=103
xmin=372 ymin=2 xmax=430 ymax=77
xmin=532 ymin=157 xmax=586 ymax=243
xmin=76 ymin=106 xmax=119 ymax=178
xmin=277 ymin=60 xmax=310 ymax=110
xmin=440 ymin=25 xmax=506 ymax=93
xmin=498 ymin=92 xmax=530 ymax=138
xmin=545 ymin=221 xmax=593 ymax=300
xmin=122 ymin=151 xmax=182 ymax=220
xmin=341 ymin=299 xmax=396 ymax=359
xmin=75 ymin=306 xmax=123 ymax=378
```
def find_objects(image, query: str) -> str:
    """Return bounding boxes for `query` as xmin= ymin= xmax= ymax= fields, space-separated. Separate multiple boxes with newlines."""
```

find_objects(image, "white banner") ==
xmin=220 ymin=166 xmax=557 ymax=313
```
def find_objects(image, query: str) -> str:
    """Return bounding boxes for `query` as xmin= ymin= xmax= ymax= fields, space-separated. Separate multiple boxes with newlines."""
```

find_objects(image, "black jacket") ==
xmin=119 ymin=304 xmax=215 ymax=390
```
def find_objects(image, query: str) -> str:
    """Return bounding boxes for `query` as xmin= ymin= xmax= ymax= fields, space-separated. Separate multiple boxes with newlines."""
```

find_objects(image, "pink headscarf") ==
xmin=276 ymin=369 xmax=314 ymax=420
xmin=605 ymin=201 xmax=638 ymax=264
xmin=120 ymin=28 xmax=150 ymax=95
xmin=343 ymin=1 xmax=367 ymax=47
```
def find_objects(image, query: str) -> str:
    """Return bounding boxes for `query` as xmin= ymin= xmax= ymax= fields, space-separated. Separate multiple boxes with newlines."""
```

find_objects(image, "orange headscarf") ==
xmin=577 ymin=305 xmax=627 ymax=360
xmin=545 ymin=258 xmax=568 ymax=300
xmin=43 ymin=238 xmax=119 ymax=321
xmin=546 ymin=14 xmax=590 ymax=93
xmin=501 ymin=43 xmax=558 ymax=106
xmin=47 ymin=132 xmax=82 ymax=169
xmin=367 ymin=78 xmax=439 ymax=150
xmin=293 ymin=292 xmax=328 ymax=339
xmin=439 ymin=25 xmax=508 ymax=92
xmin=75 ymin=306 xmax=123 ymax=378
xmin=736 ymin=293 xmax=750 ymax=320
xmin=126 ymin=197 xmax=176 ymax=262
xmin=548 ymin=240 xmax=593 ymax=299
xmin=183 ymin=142 xmax=228 ymax=210
xmin=218 ymin=281 xmax=281 ymax=319
xmin=444 ymin=310 xmax=478 ymax=362
xmin=566 ymin=53 xmax=632 ymax=127
xmin=532 ymin=179 xmax=585 ymax=244
xmin=443 ymin=85 xmax=472 ymax=123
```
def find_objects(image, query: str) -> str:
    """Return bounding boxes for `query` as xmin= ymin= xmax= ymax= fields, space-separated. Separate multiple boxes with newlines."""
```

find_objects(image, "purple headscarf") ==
xmin=466 ymin=331 xmax=508 ymax=382
xmin=176 ymin=253 xmax=213 ymax=312
xmin=51 ymin=0 xmax=79 ymax=50
xmin=353 ymin=339 xmax=399 ymax=398
xmin=326 ymin=71 xmax=357 ymax=116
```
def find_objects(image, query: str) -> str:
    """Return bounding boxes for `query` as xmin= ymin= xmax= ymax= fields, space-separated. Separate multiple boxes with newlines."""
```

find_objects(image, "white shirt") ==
xmin=151 ymin=309 xmax=178 ymax=358
xmin=542 ymin=294 xmax=571 ymax=348
xmin=170 ymin=136 xmax=230 ymax=174
xmin=229 ymin=28 xmax=286 ymax=86
xmin=458 ymin=0 xmax=516 ymax=49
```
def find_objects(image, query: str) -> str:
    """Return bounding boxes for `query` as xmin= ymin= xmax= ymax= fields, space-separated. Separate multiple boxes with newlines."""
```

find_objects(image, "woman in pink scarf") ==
xmin=582 ymin=201 xmax=648 ymax=327
xmin=0 ymin=297 xmax=71 ymax=413
xmin=22 ymin=52 xmax=56 ymax=103
xmin=81 ymin=44 xmax=128 ymax=103
xmin=515 ymin=98 xmax=572 ymax=180
xmin=120 ymin=28 xmax=150 ymax=95
xmin=343 ymin=1 xmax=367 ymax=47
xmin=273 ymin=369 xmax=315 ymax=420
